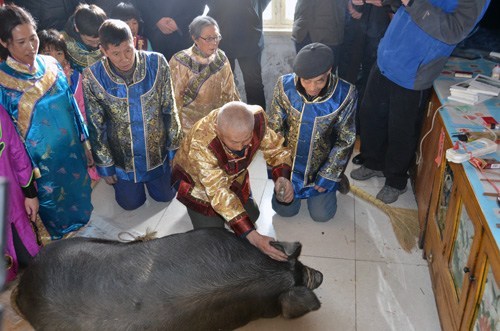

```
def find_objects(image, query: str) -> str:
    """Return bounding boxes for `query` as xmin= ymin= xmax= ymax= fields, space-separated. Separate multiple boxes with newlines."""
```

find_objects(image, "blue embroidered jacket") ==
xmin=83 ymin=51 xmax=182 ymax=183
xmin=268 ymin=73 xmax=357 ymax=199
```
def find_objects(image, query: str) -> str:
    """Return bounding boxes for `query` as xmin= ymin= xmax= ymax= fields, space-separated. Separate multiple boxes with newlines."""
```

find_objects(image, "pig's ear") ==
xmin=270 ymin=241 xmax=302 ymax=259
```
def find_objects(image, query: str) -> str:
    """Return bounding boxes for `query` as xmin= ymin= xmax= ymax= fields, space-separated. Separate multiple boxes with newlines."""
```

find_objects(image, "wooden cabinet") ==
xmin=415 ymin=91 xmax=448 ymax=247
xmin=462 ymin=236 xmax=500 ymax=330
xmin=416 ymin=91 xmax=500 ymax=331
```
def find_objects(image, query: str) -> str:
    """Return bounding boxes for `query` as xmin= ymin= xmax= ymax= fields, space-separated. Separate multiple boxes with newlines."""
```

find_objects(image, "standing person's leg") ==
xmin=340 ymin=14 xmax=367 ymax=166
xmin=384 ymin=85 xmax=431 ymax=190
xmin=227 ymin=57 xmax=236 ymax=72
xmin=307 ymin=191 xmax=337 ymax=222
xmin=359 ymin=36 xmax=379 ymax=102
xmin=338 ymin=17 xmax=365 ymax=85
xmin=237 ymin=51 xmax=266 ymax=109
xmin=227 ymin=56 xmax=241 ymax=96
xmin=294 ymin=34 xmax=312 ymax=53
xmin=328 ymin=44 xmax=342 ymax=74
xmin=355 ymin=65 xmax=390 ymax=173
xmin=145 ymin=171 xmax=176 ymax=203
xmin=113 ymin=179 xmax=147 ymax=210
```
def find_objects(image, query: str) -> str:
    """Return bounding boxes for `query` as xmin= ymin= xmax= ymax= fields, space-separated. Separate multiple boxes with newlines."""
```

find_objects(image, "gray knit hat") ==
xmin=293 ymin=43 xmax=333 ymax=79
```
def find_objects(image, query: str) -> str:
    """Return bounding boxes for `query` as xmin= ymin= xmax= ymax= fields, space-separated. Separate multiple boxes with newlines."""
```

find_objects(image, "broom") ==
xmin=350 ymin=184 xmax=419 ymax=252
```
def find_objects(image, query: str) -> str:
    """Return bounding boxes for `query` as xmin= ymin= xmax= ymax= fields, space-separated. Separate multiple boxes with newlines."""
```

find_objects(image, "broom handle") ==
xmin=350 ymin=185 xmax=387 ymax=209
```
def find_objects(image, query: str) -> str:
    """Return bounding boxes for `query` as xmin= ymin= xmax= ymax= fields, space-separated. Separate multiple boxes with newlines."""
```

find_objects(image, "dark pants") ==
xmin=228 ymin=52 xmax=266 ymax=109
xmin=113 ymin=171 xmax=176 ymax=210
xmin=359 ymin=64 xmax=431 ymax=190
xmin=339 ymin=8 xmax=389 ymax=133
xmin=187 ymin=198 xmax=260 ymax=229
xmin=12 ymin=224 xmax=33 ymax=269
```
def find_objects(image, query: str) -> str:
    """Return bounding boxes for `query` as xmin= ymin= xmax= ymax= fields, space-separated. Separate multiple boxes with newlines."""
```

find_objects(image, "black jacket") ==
xmin=7 ymin=0 xmax=81 ymax=31
xmin=137 ymin=0 xmax=207 ymax=38
xmin=208 ymin=0 xmax=271 ymax=58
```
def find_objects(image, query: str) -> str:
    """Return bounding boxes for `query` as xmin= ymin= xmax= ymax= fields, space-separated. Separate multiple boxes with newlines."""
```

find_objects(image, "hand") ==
xmin=156 ymin=17 xmax=177 ymax=35
xmin=275 ymin=177 xmax=294 ymax=203
xmin=165 ymin=18 xmax=178 ymax=32
xmin=366 ymin=0 xmax=383 ymax=6
xmin=348 ymin=1 xmax=363 ymax=19
xmin=314 ymin=185 xmax=326 ymax=193
xmin=84 ymin=144 xmax=94 ymax=168
xmin=104 ymin=175 xmax=117 ymax=185
xmin=246 ymin=230 xmax=288 ymax=261
xmin=25 ymin=197 xmax=39 ymax=222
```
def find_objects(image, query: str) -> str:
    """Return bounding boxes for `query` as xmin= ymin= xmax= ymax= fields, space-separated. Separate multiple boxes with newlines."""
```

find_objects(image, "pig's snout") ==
xmin=303 ymin=265 xmax=323 ymax=290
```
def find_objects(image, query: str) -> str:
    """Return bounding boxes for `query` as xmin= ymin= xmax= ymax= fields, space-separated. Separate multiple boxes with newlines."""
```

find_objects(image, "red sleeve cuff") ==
xmin=229 ymin=215 xmax=255 ymax=236
xmin=271 ymin=164 xmax=291 ymax=182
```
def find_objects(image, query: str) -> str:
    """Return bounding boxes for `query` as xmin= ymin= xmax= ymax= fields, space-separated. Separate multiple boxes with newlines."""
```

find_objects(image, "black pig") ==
xmin=14 ymin=228 xmax=323 ymax=331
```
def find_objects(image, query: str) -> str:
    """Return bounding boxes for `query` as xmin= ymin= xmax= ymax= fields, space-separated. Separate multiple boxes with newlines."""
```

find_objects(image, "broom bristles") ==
xmin=350 ymin=185 xmax=419 ymax=252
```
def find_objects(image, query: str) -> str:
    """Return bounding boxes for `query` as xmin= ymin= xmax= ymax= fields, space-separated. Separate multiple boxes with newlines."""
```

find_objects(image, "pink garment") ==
xmin=73 ymin=72 xmax=86 ymax=122
xmin=87 ymin=166 xmax=100 ymax=181
xmin=0 ymin=105 xmax=41 ymax=282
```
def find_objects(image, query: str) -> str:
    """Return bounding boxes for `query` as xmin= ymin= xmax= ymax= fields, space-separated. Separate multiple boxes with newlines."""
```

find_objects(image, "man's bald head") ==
xmin=217 ymin=101 xmax=255 ymax=135
xmin=216 ymin=101 xmax=256 ymax=153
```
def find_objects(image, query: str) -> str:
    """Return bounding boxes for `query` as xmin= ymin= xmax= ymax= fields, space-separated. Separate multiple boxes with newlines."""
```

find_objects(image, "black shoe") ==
xmin=352 ymin=153 xmax=364 ymax=165
xmin=338 ymin=173 xmax=350 ymax=194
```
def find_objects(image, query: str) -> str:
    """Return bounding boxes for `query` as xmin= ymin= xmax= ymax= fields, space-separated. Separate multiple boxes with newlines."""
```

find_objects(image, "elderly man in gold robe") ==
xmin=169 ymin=16 xmax=240 ymax=133
xmin=172 ymin=101 xmax=293 ymax=261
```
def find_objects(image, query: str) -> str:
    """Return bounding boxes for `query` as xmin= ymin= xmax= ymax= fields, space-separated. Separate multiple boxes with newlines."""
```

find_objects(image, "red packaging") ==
xmin=481 ymin=116 xmax=498 ymax=128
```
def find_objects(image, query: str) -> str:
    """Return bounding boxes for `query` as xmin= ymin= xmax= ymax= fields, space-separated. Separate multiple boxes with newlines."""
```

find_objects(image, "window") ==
xmin=263 ymin=0 xmax=297 ymax=30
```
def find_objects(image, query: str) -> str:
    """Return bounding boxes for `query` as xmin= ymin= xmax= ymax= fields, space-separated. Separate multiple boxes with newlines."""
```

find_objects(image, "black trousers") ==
xmin=359 ymin=64 xmax=430 ymax=190
xmin=228 ymin=53 xmax=266 ymax=109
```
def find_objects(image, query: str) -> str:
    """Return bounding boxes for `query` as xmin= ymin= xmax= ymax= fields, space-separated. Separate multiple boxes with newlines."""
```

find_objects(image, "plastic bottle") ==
xmin=492 ymin=64 xmax=500 ymax=80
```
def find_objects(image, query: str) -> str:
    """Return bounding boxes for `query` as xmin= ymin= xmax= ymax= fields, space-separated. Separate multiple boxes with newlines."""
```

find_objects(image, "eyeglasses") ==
xmin=199 ymin=35 xmax=222 ymax=43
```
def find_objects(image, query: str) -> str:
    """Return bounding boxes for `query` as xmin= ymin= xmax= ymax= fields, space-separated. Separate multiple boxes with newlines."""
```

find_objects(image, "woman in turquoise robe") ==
xmin=0 ymin=5 xmax=93 ymax=239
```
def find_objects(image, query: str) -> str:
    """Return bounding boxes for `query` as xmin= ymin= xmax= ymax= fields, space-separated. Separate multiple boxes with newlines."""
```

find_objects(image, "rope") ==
xmin=117 ymin=228 xmax=158 ymax=242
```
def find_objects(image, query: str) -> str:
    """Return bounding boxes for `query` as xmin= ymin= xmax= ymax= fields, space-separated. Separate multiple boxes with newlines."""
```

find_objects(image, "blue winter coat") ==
xmin=377 ymin=0 xmax=490 ymax=90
